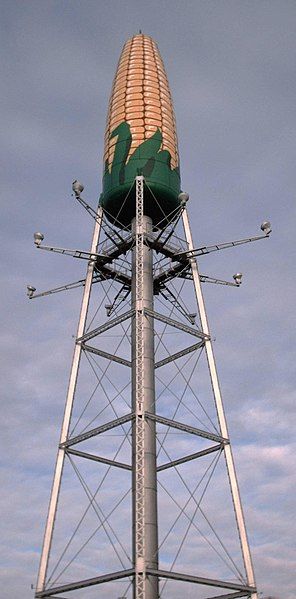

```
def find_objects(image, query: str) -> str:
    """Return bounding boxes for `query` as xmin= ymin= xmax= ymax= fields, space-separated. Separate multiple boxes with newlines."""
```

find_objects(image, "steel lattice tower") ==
xmin=30 ymin=33 xmax=271 ymax=599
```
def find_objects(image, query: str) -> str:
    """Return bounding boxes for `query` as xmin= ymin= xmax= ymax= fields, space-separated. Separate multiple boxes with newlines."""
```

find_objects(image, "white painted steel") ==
xmin=132 ymin=177 xmax=159 ymax=599
xmin=182 ymin=208 xmax=257 ymax=597
xmin=36 ymin=208 xmax=103 ymax=593
xmin=34 ymin=187 xmax=258 ymax=598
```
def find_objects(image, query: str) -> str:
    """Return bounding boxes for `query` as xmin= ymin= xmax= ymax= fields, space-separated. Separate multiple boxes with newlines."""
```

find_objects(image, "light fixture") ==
xmin=72 ymin=180 xmax=84 ymax=198
xmin=105 ymin=304 xmax=112 ymax=317
xmin=260 ymin=221 xmax=272 ymax=235
xmin=34 ymin=232 xmax=44 ymax=246
xmin=178 ymin=191 xmax=189 ymax=205
xmin=233 ymin=273 xmax=243 ymax=285
xmin=27 ymin=285 xmax=36 ymax=298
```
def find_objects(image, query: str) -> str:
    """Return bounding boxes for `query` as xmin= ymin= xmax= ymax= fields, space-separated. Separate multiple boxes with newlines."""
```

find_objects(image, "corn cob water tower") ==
xmin=29 ymin=34 xmax=271 ymax=599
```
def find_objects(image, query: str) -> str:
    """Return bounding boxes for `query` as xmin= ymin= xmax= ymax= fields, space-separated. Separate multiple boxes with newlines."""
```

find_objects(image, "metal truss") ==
xmin=154 ymin=340 xmax=204 ymax=369
xmin=35 ymin=209 xmax=104 ymax=592
xmin=35 ymin=568 xmax=135 ymax=597
xmin=32 ymin=176 xmax=271 ymax=598
xmin=133 ymin=176 xmax=147 ymax=598
xmin=182 ymin=208 xmax=258 ymax=598
xmin=146 ymin=413 xmax=228 ymax=444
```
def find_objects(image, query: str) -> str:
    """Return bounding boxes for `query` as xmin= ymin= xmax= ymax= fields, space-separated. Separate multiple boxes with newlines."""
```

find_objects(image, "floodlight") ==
xmin=189 ymin=313 xmax=197 ymax=324
xmin=72 ymin=180 xmax=84 ymax=198
xmin=260 ymin=221 xmax=272 ymax=235
xmin=34 ymin=232 xmax=44 ymax=246
xmin=27 ymin=285 xmax=36 ymax=298
xmin=233 ymin=273 xmax=243 ymax=285
xmin=105 ymin=304 xmax=112 ymax=317
xmin=178 ymin=191 xmax=189 ymax=205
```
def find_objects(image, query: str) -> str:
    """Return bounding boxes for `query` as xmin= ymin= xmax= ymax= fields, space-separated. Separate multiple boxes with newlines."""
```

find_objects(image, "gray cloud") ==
xmin=1 ymin=1 xmax=295 ymax=598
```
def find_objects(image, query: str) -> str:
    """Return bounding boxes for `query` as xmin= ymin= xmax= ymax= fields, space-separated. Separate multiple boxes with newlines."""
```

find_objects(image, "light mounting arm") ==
xmin=174 ymin=222 xmax=272 ymax=261
xmin=34 ymin=237 xmax=110 ymax=263
xmin=200 ymin=274 xmax=242 ymax=287
xmin=26 ymin=275 xmax=103 ymax=300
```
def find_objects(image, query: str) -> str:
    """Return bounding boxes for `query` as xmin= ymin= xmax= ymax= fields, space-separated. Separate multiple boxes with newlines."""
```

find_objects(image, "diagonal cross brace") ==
xmin=82 ymin=343 xmax=131 ymax=367
xmin=146 ymin=568 xmax=255 ymax=593
xmin=144 ymin=308 xmax=209 ymax=340
xmin=35 ymin=568 xmax=135 ymax=596
xmin=155 ymin=340 xmax=204 ymax=369
xmin=77 ymin=309 xmax=135 ymax=343
xmin=157 ymin=443 xmax=222 ymax=471
xmin=66 ymin=447 xmax=132 ymax=470
xmin=61 ymin=413 xmax=135 ymax=448
xmin=146 ymin=412 xmax=228 ymax=444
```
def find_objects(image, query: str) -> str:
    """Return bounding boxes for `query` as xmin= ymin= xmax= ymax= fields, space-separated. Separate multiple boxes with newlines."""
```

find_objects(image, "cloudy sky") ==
xmin=1 ymin=1 xmax=295 ymax=598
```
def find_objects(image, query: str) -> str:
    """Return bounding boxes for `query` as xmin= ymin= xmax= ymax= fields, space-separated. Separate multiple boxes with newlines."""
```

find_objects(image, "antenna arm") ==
xmin=200 ymin=275 xmax=240 ymax=287
xmin=27 ymin=275 xmax=103 ymax=299
xmin=36 ymin=244 xmax=110 ymax=263
xmin=175 ymin=232 xmax=271 ymax=260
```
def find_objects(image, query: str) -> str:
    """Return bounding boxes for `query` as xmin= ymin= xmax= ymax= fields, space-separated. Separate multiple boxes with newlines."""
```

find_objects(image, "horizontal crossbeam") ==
xmin=82 ymin=343 xmax=131 ymax=367
xmin=203 ymin=592 xmax=251 ymax=599
xmin=35 ymin=568 xmax=135 ymax=596
xmin=157 ymin=443 xmax=222 ymax=471
xmin=146 ymin=413 xmax=228 ymax=444
xmin=77 ymin=309 xmax=134 ymax=343
xmin=146 ymin=568 xmax=255 ymax=592
xmin=155 ymin=341 xmax=204 ymax=369
xmin=144 ymin=308 xmax=208 ymax=340
xmin=42 ymin=589 xmax=248 ymax=599
xmin=66 ymin=448 xmax=132 ymax=470
xmin=61 ymin=413 xmax=134 ymax=448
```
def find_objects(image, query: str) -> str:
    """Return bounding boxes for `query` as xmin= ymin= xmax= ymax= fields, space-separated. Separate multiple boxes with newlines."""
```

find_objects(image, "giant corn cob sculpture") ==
xmin=100 ymin=33 xmax=181 ymax=226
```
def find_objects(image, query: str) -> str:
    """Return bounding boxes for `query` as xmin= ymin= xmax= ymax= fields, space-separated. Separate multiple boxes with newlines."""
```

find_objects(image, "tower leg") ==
xmin=132 ymin=177 xmax=159 ymax=599
xmin=35 ymin=209 xmax=103 ymax=593
xmin=182 ymin=208 xmax=257 ymax=598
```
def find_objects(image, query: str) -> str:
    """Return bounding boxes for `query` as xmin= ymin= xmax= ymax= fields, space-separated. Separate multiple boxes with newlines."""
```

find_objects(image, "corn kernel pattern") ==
xmin=104 ymin=34 xmax=179 ymax=172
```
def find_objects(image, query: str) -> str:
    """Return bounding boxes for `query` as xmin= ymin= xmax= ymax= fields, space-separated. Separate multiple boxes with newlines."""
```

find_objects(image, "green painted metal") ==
xmin=100 ymin=122 xmax=181 ymax=228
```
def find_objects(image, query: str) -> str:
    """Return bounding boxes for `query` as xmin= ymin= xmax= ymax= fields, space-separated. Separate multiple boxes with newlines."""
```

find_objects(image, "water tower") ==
xmin=30 ymin=33 xmax=271 ymax=599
